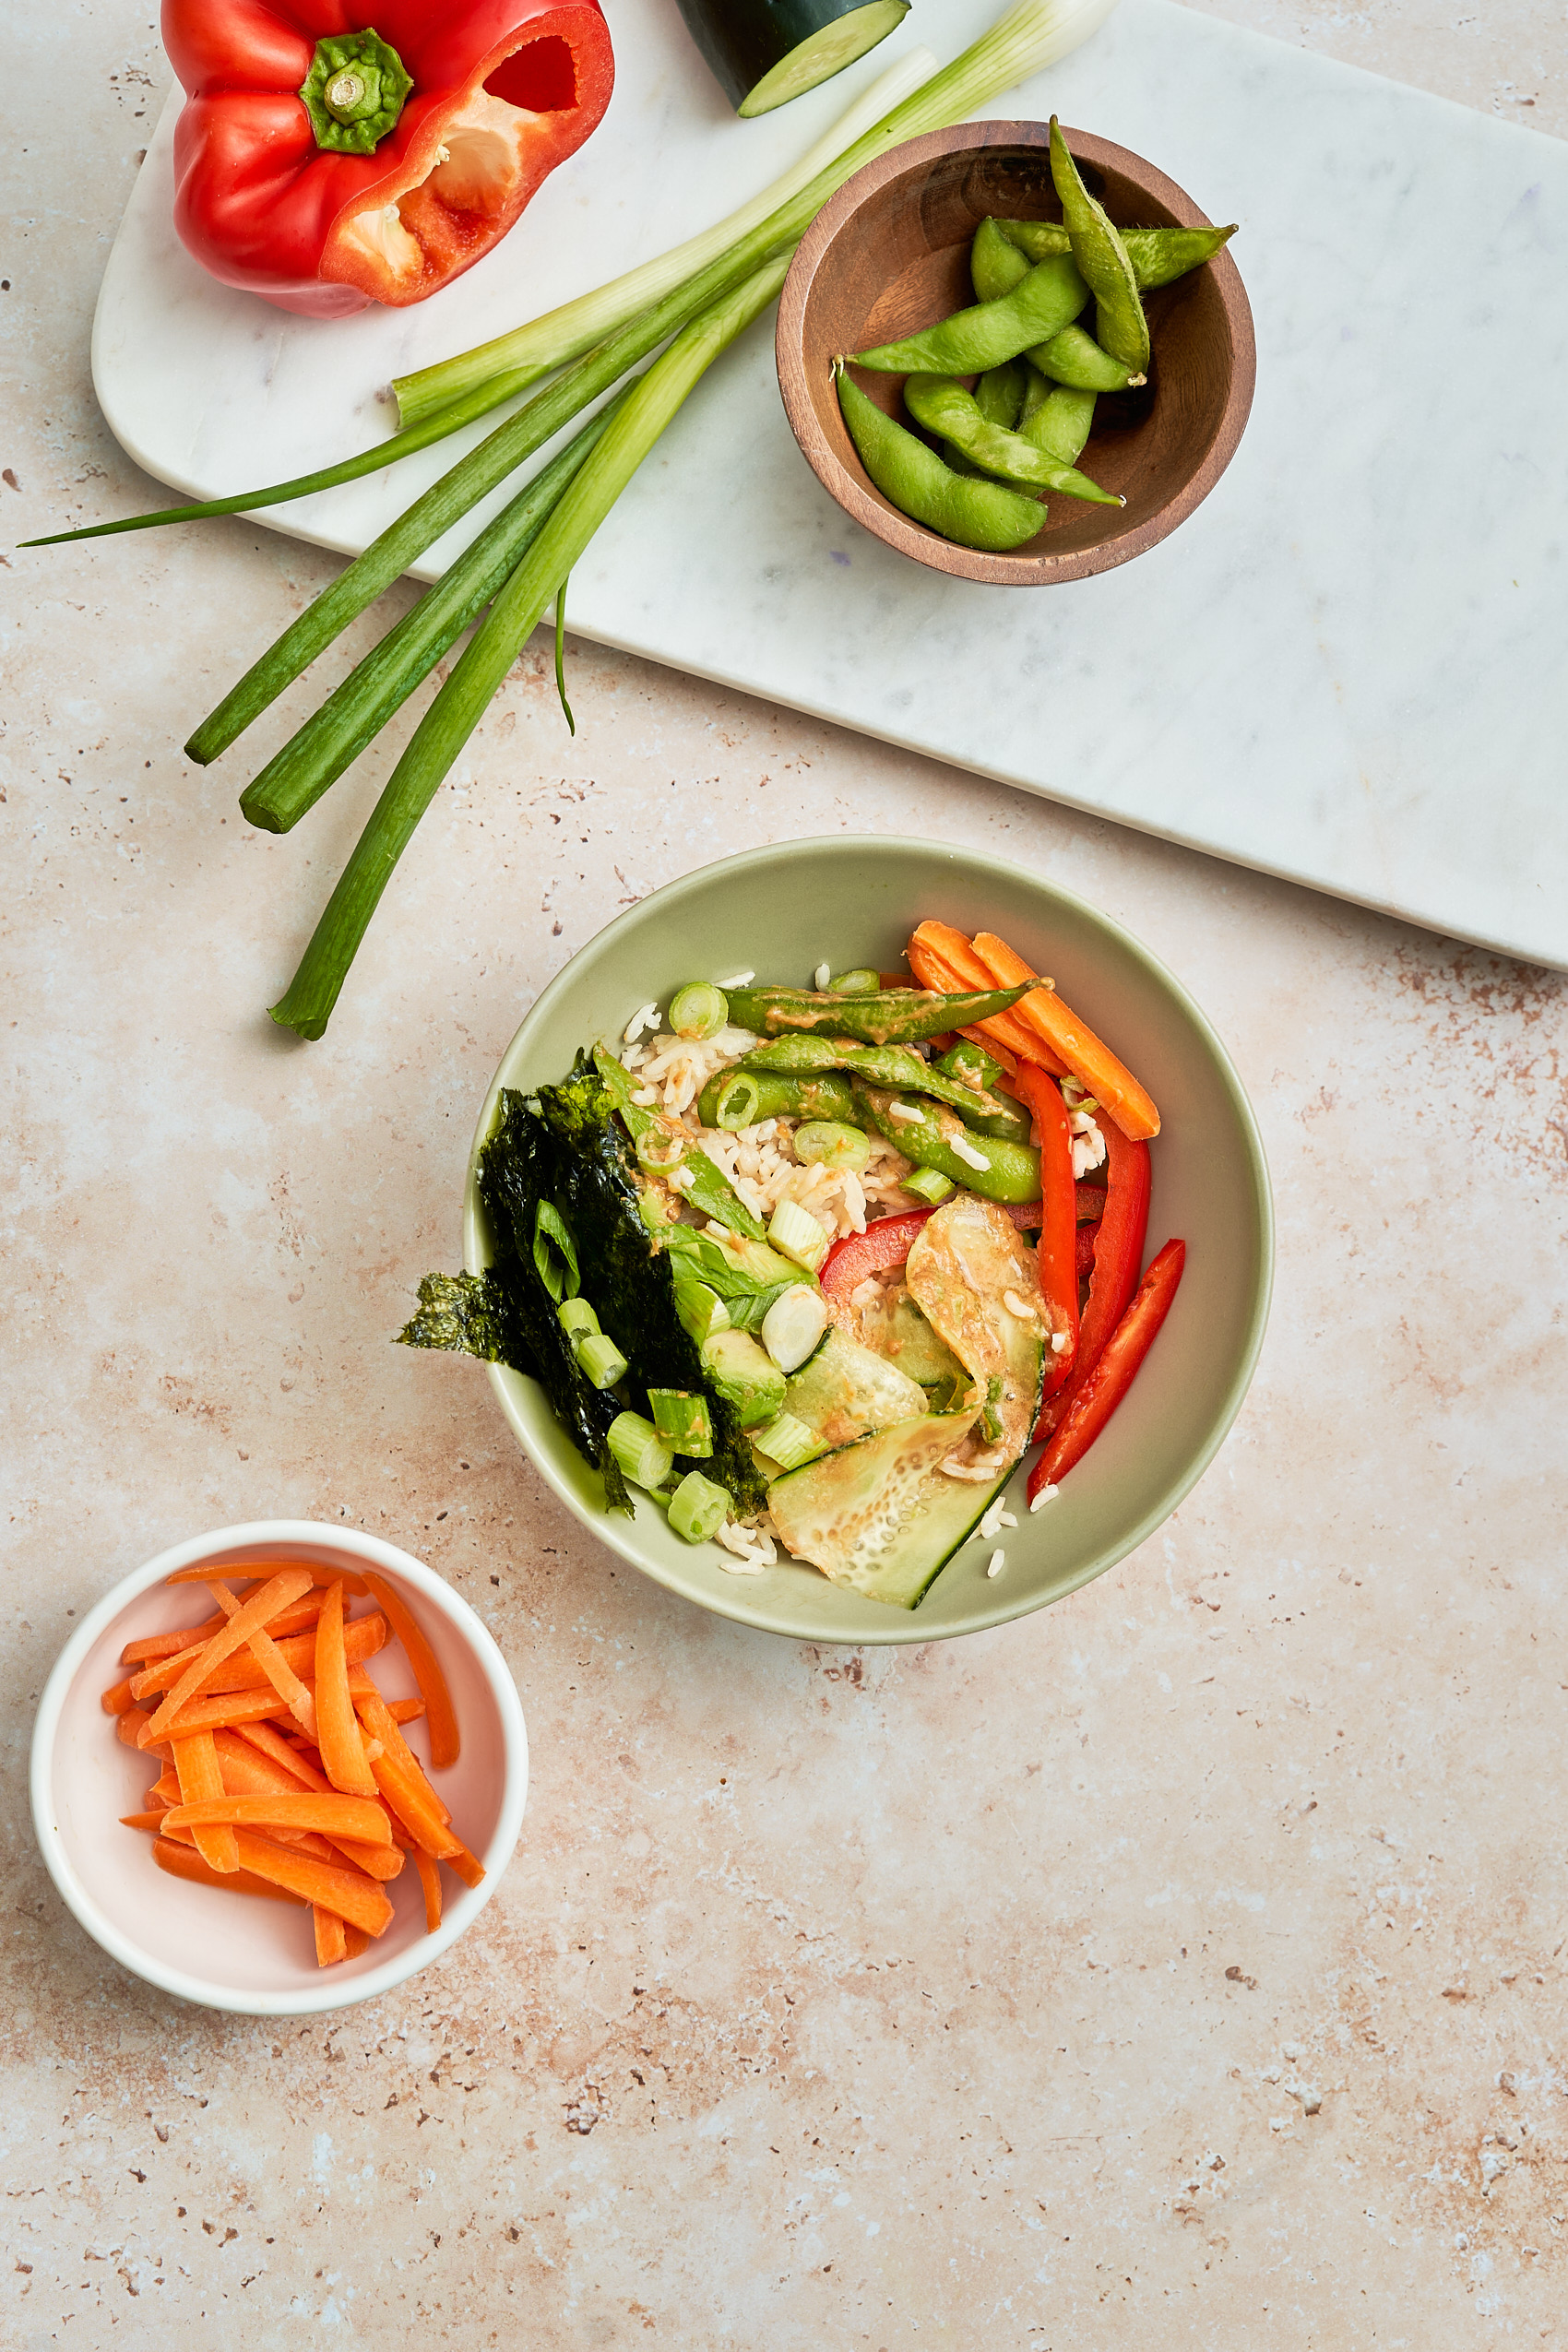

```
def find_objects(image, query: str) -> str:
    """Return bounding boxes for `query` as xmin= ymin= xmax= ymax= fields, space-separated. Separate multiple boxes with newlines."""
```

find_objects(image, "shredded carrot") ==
xmin=128 ymin=1615 xmax=386 ymax=1704
xmin=171 ymin=1732 xmax=240 ymax=1875
xmin=165 ymin=1560 xmax=369 ymax=1595
xmin=224 ymin=1831 xmax=394 ymax=1934
xmin=314 ymin=1907 xmax=348 ymax=1966
xmin=151 ymin=1840 xmax=308 ymax=1903
xmin=968 ymin=931 xmax=1160 ymax=1139
xmin=361 ymin=1574 xmax=459 ymax=1767
xmin=907 ymin=922 xmax=1068 ymax=1073
xmin=145 ymin=1685 xmax=315 ymax=1745
xmin=143 ymin=1568 xmax=314 ymax=1743
xmin=194 ymin=1579 xmax=323 ymax=1740
xmin=233 ymin=1719 xmax=327 ymax=1787
xmin=161 ymin=1793 xmax=392 ymax=1842
xmin=120 ymin=1593 xmax=327 ymax=1668
xmin=410 ymin=1846 xmax=442 ymax=1931
xmin=315 ymin=1582 xmax=380 ymax=1796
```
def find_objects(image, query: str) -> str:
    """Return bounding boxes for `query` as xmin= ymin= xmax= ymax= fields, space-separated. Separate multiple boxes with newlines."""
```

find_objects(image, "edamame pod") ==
xmin=1049 ymin=117 xmax=1149 ymax=374
xmin=904 ymin=376 xmax=1121 ymax=507
xmin=1016 ymin=378 xmax=1098 ymax=469
xmin=837 ymin=370 xmax=1045 ymax=552
xmin=696 ymin=1067 xmax=861 ymax=1132
xmin=850 ymin=253 xmax=1089 ymax=377
xmin=995 ymin=216 xmax=1238 ymax=291
xmin=1025 ymin=322 xmax=1144 ymax=393
xmin=726 ymin=955 xmax=1046 ymax=1045
xmin=945 ymin=356 xmax=1028 ymax=474
xmin=741 ymin=1032 xmax=1012 ymax=1121
xmin=970 ymin=214 xmax=1031 ymax=303
xmin=854 ymin=1081 xmax=1041 ymax=1206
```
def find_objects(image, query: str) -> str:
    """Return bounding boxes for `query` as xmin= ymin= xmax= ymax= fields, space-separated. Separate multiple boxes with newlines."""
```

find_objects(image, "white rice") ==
xmin=717 ymin=1514 xmax=779 ymax=1574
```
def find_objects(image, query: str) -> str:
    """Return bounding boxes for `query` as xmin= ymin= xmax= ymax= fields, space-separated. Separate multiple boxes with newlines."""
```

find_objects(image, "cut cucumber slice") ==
xmin=674 ymin=0 xmax=910 ymax=120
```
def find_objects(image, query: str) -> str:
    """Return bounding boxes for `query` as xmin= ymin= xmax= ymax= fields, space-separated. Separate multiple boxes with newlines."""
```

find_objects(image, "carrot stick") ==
xmin=128 ymin=1616 xmax=386 ymax=1704
xmin=171 ymin=1732 xmax=240 ymax=1874
xmin=331 ymin=1835 xmax=405 ymax=1883
xmin=151 ymin=1840 xmax=309 ymax=1903
xmin=148 ymin=1768 xmax=183 ymax=1806
xmin=160 ymin=1793 xmax=393 ymax=1842
xmin=118 ymin=1707 xmax=157 ymax=1749
xmin=369 ymin=1746 xmax=463 ymax=1860
xmin=195 ymin=1579 xmax=324 ymax=1741
xmin=101 ymin=1676 xmax=137 ymax=1716
xmin=387 ymin=1697 xmax=425 ymax=1724
xmin=120 ymin=1593 xmax=328 ymax=1667
xmin=143 ymin=1568 xmax=314 ymax=1742
xmin=120 ymin=1811 xmax=173 ymax=1832
xmin=410 ymin=1845 xmax=443 ymax=1931
xmin=165 ymin=1560 xmax=369 ymax=1595
xmin=350 ymin=1679 xmax=451 ymax=1822
xmin=969 ymin=932 xmax=1160 ymax=1140
xmin=361 ymin=1573 xmax=459 ymax=1767
xmin=227 ymin=1830 xmax=394 ymax=1934
xmin=342 ymin=1925 xmax=371 ymax=1958
xmin=907 ymin=922 xmax=1067 ymax=1072
xmin=207 ymin=1738 xmax=403 ymax=1878
xmin=443 ymin=1837 xmax=486 ymax=1891
xmin=315 ymin=1583 xmax=379 ymax=1796
xmin=143 ymin=1685 xmax=318 ymax=1745
xmin=233 ymin=1719 xmax=328 ymax=1787
xmin=314 ymin=1907 xmax=348 ymax=1966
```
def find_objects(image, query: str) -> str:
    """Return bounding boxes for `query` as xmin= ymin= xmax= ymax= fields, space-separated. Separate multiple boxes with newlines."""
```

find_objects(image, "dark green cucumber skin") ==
xmin=673 ymin=0 xmax=883 ymax=112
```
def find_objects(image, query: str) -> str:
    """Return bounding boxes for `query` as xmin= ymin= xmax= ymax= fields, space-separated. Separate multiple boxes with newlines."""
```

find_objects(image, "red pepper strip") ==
xmin=1036 ymin=1120 xmax=1150 ymax=1441
xmin=819 ymin=1200 xmax=1046 ymax=1300
xmin=1028 ymin=1240 xmax=1186 ymax=1495
xmin=164 ymin=0 xmax=614 ymax=316
xmin=1075 ymin=1222 xmax=1098 ymax=1285
xmin=1010 ymin=1063 xmax=1078 ymax=1385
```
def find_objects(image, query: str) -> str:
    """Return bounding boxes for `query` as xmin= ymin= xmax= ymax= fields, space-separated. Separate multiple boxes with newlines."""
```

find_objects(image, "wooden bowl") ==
xmin=776 ymin=120 xmax=1255 ymax=586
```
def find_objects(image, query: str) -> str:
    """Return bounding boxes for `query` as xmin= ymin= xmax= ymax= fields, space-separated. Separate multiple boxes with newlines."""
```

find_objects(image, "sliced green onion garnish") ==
xmin=793 ymin=1120 xmax=871 ymax=1173
xmin=673 ymin=1280 xmax=731 ymax=1347
xmin=670 ymin=982 xmax=728 ymax=1041
xmin=767 ymin=1197 xmax=831 ymax=1273
xmin=751 ymin=1411 xmax=821 ymax=1471
xmin=667 ymin=1471 xmax=731 ymax=1545
xmin=759 ymin=1283 xmax=829 ymax=1375
xmin=533 ymin=1200 xmax=579 ymax=1301
xmin=557 ymin=1297 xmax=600 ymax=1341
xmin=828 ymin=968 xmax=881 ymax=995
xmin=647 ymin=1388 xmax=715 ymax=1456
xmin=903 ymin=1166 xmax=956 ymax=1206
xmin=607 ymin=1411 xmax=673 ymax=1490
xmin=576 ymin=1332 xmax=628 ymax=1390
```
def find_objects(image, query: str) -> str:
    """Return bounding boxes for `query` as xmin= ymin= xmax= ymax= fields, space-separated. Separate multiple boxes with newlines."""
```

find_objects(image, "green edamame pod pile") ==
xmin=837 ymin=116 xmax=1239 ymax=553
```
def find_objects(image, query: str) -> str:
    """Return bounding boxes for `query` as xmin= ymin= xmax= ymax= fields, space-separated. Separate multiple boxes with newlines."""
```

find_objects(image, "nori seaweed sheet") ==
xmin=399 ymin=1059 xmax=768 ymax=1518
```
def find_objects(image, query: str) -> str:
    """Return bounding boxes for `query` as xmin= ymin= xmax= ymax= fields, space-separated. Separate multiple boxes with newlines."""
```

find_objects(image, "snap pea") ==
xmin=1049 ymin=116 xmax=1149 ymax=375
xmin=931 ymin=1041 xmax=1031 ymax=1143
xmin=904 ymin=376 xmax=1121 ymax=507
xmin=934 ymin=1039 xmax=1005 ymax=1089
xmin=741 ymin=1032 xmax=1011 ymax=1120
xmin=695 ymin=1067 xmax=860 ymax=1132
xmin=854 ymin=1081 xmax=1040 ymax=1206
xmin=593 ymin=1043 xmax=766 ymax=1238
xmin=1025 ymin=322 xmax=1144 ymax=392
xmin=851 ymin=252 xmax=1088 ymax=377
xmin=837 ymin=369 xmax=1046 ymax=553
xmin=994 ymin=216 xmax=1239 ymax=291
xmin=726 ymin=959 xmax=1044 ymax=1046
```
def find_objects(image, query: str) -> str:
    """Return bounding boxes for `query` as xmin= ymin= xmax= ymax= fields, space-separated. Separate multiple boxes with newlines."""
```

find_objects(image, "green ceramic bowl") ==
xmin=463 ymin=837 xmax=1271 ymax=1645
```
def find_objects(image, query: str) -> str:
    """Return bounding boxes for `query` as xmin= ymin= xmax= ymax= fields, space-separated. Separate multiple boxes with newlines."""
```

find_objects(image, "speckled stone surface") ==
xmin=4 ymin=6 xmax=1566 ymax=2346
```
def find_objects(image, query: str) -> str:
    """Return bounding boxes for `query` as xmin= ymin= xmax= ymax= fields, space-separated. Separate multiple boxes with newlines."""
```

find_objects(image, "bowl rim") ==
xmin=462 ymin=834 xmax=1274 ymax=1645
xmin=776 ymin=118 xmax=1257 ymax=587
xmin=30 ymin=1518 xmax=529 ymax=2017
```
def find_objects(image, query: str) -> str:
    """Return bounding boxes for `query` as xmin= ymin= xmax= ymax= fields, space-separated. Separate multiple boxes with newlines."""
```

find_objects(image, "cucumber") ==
xmin=767 ymin=1408 xmax=980 ymax=1604
xmin=674 ymin=0 xmax=910 ymax=119
xmin=782 ymin=1326 xmax=928 ymax=1452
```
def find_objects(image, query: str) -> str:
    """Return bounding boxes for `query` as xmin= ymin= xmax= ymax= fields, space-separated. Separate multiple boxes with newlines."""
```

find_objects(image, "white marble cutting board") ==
xmin=93 ymin=0 xmax=1568 ymax=969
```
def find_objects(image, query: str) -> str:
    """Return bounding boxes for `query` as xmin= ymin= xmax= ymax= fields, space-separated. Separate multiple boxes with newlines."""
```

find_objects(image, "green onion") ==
xmin=674 ymin=1281 xmax=731 ymax=1347
xmin=669 ymin=982 xmax=728 ymax=1041
xmin=267 ymin=255 xmax=790 ymax=1040
xmin=712 ymin=1071 xmax=764 ymax=1131
xmin=767 ymin=1197 xmax=832 ymax=1273
xmin=553 ymin=576 xmax=576 ymax=736
xmin=759 ymin=1282 xmax=829 ymax=1374
xmin=557 ymin=1298 xmax=600 ymax=1341
xmin=391 ymin=46 xmax=938 ymax=431
xmin=793 ymin=1119 xmax=871 ymax=1172
xmin=667 ymin=1471 xmax=732 ymax=1545
xmin=240 ymin=397 xmax=626 ymax=836
xmin=576 ymin=1332 xmax=629 ymax=1390
xmin=607 ymin=1411 xmax=673 ymax=1489
xmin=532 ymin=1200 xmax=580 ymax=1301
xmin=829 ymin=968 xmax=881 ymax=994
xmin=396 ymin=0 xmax=1120 ymax=431
xmin=752 ymin=1410 xmax=822 ymax=1471
xmin=903 ymin=1166 xmax=956 ymax=1206
xmin=647 ymin=1388 xmax=715 ymax=1457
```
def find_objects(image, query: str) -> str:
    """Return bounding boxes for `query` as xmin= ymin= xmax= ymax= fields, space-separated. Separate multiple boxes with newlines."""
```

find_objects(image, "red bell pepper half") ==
xmin=163 ymin=0 xmax=615 ymax=316
xmin=1028 ymin=1239 xmax=1186 ymax=1496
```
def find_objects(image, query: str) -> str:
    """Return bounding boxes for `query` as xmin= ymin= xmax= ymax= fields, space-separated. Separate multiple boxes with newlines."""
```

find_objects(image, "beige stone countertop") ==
xmin=5 ymin=6 xmax=1566 ymax=2345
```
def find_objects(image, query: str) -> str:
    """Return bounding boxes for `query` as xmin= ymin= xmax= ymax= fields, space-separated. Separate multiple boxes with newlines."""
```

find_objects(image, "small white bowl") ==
xmin=30 ymin=1520 xmax=528 ymax=2016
